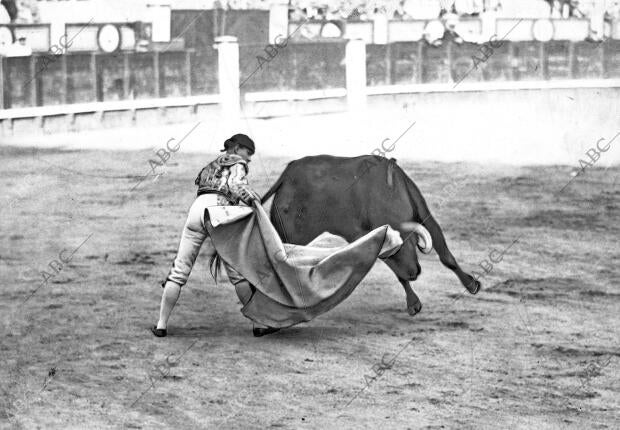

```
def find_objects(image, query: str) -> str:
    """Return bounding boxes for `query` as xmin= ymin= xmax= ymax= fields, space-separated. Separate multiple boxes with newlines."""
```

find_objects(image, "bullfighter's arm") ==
xmin=228 ymin=163 xmax=258 ymax=205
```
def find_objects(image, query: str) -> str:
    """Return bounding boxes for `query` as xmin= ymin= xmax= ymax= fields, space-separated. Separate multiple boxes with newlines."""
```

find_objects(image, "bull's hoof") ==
xmin=407 ymin=301 xmax=422 ymax=316
xmin=466 ymin=278 xmax=481 ymax=295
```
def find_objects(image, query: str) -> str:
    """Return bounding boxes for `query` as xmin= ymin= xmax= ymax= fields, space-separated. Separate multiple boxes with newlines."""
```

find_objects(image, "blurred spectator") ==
xmin=589 ymin=0 xmax=605 ymax=39
xmin=575 ymin=0 xmax=595 ymax=16
xmin=545 ymin=0 xmax=591 ymax=18
xmin=1 ymin=0 xmax=16 ymax=22
xmin=15 ymin=2 xmax=32 ymax=23
xmin=439 ymin=0 xmax=456 ymax=14
xmin=484 ymin=0 xmax=502 ymax=10
xmin=403 ymin=0 xmax=442 ymax=19
xmin=422 ymin=13 xmax=465 ymax=45
xmin=554 ymin=0 xmax=569 ymax=18
xmin=442 ymin=12 xmax=464 ymax=42
xmin=287 ymin=0 xmax=615 ymax=22
xmin=218 ymin=0 xmax=270 ymax=9
xmin=480 ymin=0 xmax=501 ymax=40
xmin=289 ymin=5 xmax=307 ymax=21
xmin=499 ymin=0 xmax=548 ymax=18
xmin=455 ymin=0 xmax=484 ymax=15
xmin=0 ymin=2 xmax=10 ymax=24
xmin=16 ymin=0 xmax=38 ymax=23
xmin=605 ymin=0 xmax=620 ymax=19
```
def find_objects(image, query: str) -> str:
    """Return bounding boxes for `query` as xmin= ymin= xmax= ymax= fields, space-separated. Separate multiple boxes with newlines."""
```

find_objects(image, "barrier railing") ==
xmin=4 ymin=38 xmax=618 ymax=110
xmin=366 ymin=39 xmax=620 ymax=86
xmin=1 ymin=37 xmax=620 ymax=137
xmin=239 ymin=40 xmax=346 ymax=93
xmin=1 ymin=48 xmax=218 ymax=109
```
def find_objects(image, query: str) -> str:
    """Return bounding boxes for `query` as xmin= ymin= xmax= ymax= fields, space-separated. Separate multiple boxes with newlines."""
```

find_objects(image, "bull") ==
xmin=260 ymin=155 xmax=481 ymax=315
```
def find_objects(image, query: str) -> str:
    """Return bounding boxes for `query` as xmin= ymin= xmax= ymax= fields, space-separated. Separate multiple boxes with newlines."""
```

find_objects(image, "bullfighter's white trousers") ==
xmin=165 ymin=194 xmax=219 ymax=287
xmin=165 ymin=194 xmax=247 ymax=287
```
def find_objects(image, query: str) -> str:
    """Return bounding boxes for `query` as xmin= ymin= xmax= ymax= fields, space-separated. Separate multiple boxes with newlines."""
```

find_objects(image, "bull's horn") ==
xmin=400 ymin=222 xmax=433 ymax=254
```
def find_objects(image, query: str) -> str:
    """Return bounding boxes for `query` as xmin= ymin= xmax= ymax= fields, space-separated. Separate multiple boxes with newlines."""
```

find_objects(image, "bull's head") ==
xmin=400 ymin=222 xmax=433 ymax=254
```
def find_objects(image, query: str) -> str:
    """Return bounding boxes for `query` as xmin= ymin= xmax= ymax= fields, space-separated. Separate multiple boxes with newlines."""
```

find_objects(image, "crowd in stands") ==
xmin=288 ymin=0 xmax=620 ymax=21
xmin=0 ymin=0 xmax=38 ymax=24
xmin=290 ymin=0 xmax=491 ymax=21
xmin=545 ymin=0 xmax=619 ymax=19
xmin=1 ymin=0 xmax=619 ymax=24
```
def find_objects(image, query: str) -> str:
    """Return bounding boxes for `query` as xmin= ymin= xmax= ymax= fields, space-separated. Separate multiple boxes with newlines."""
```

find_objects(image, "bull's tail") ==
xmin=260 ymin=166 xmax=290 ymax=204
xmin=209 ymin=253 xmax=222 ymax=284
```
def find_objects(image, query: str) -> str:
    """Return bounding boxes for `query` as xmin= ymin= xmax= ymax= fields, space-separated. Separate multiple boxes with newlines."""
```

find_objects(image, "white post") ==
xmin=372 ymin=14 xmax=388 ymax=44
xmin=51 ymin=21 xmax=66 ymax=48
xmin=147 ymin=1 xmax=172 ymax=43
xmin=216 ymin=36 xmax=241 ymax=124
xmin=345 ymin=38 xmax=367 ymax=111
xmin=589 ymin=1 xmax=605 ymax=40
xmin=269 ymin=0 xmax=289 ymax=44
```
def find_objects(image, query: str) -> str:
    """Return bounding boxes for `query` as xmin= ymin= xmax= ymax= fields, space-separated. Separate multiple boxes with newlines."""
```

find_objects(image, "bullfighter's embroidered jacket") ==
xmin=195 ymin=154 xmax=254 ymax=205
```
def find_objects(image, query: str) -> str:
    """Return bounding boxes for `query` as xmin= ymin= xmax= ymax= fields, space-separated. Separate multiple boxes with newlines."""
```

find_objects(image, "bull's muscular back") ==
xmin=267 ymin=155 xmax=481 ymax=293
xmin=269 ymin=155 xmax=417 ymax=245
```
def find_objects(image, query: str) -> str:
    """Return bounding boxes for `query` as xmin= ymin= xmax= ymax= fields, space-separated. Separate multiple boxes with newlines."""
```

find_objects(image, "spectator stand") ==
xmin=2 ymin=1 xmax=620 ymax=135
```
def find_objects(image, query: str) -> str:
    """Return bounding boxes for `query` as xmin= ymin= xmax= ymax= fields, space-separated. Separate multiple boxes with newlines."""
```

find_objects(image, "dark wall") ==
xmin=171 ymin=9 xmax=269 ymax=50
xmin=366 ymin=40 xmax=620 ymax=86
xmin=2 ymin=50 xmax=219 ymax=108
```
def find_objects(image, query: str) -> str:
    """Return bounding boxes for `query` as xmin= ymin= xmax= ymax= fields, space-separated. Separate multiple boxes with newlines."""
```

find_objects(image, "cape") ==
xmin=205 ymin=202 xmax=403 ymax=328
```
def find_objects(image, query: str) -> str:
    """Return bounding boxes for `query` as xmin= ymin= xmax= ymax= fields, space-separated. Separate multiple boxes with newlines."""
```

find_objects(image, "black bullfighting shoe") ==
xmin=151 ymin=326 xmax=167 ymax=337
xmin=252 ymin=325 xmax=280 ymax=337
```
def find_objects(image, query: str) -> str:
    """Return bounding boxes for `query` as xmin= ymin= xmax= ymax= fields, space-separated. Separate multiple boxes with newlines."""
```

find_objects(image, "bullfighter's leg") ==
xmin=153 ymin=197 xmax=215 ymax=337
xmin=232 ymin=278 xmax=280 ymax=337
xmin=153 ymin=281 xmax=181 ymax=337
xmin=400 ymin=279 xmax=422 ymax=316
xmin=234 ymin=280 xmax=254 ymax=305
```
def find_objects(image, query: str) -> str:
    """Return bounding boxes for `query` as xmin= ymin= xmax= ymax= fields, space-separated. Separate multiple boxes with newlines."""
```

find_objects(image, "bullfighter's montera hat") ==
xmin=222 ymin=134 xmax=255 ymax=154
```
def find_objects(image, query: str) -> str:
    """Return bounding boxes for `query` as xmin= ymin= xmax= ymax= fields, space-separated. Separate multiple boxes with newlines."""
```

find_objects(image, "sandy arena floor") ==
xmin=0 ymin=145 xmax=618 ymax=429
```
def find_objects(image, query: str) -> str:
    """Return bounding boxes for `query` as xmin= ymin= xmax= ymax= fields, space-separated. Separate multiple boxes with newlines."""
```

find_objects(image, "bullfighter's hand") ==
xmin=248 ymin=190 xmax=261 ymax=202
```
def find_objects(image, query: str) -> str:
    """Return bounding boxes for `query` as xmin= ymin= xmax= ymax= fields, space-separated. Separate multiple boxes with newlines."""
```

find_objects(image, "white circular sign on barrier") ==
xmin=320 ymin=21 xmax=343 ymax=38
xmin=424 ymin=19 xmax=445 ymax=42
xmin=0 ymin=25 xmax=14 ymax=48
xmin=532 ymin=19 xmax=554 ymax=42
xmin=97 ymin=24 xmax=121 ymax=53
